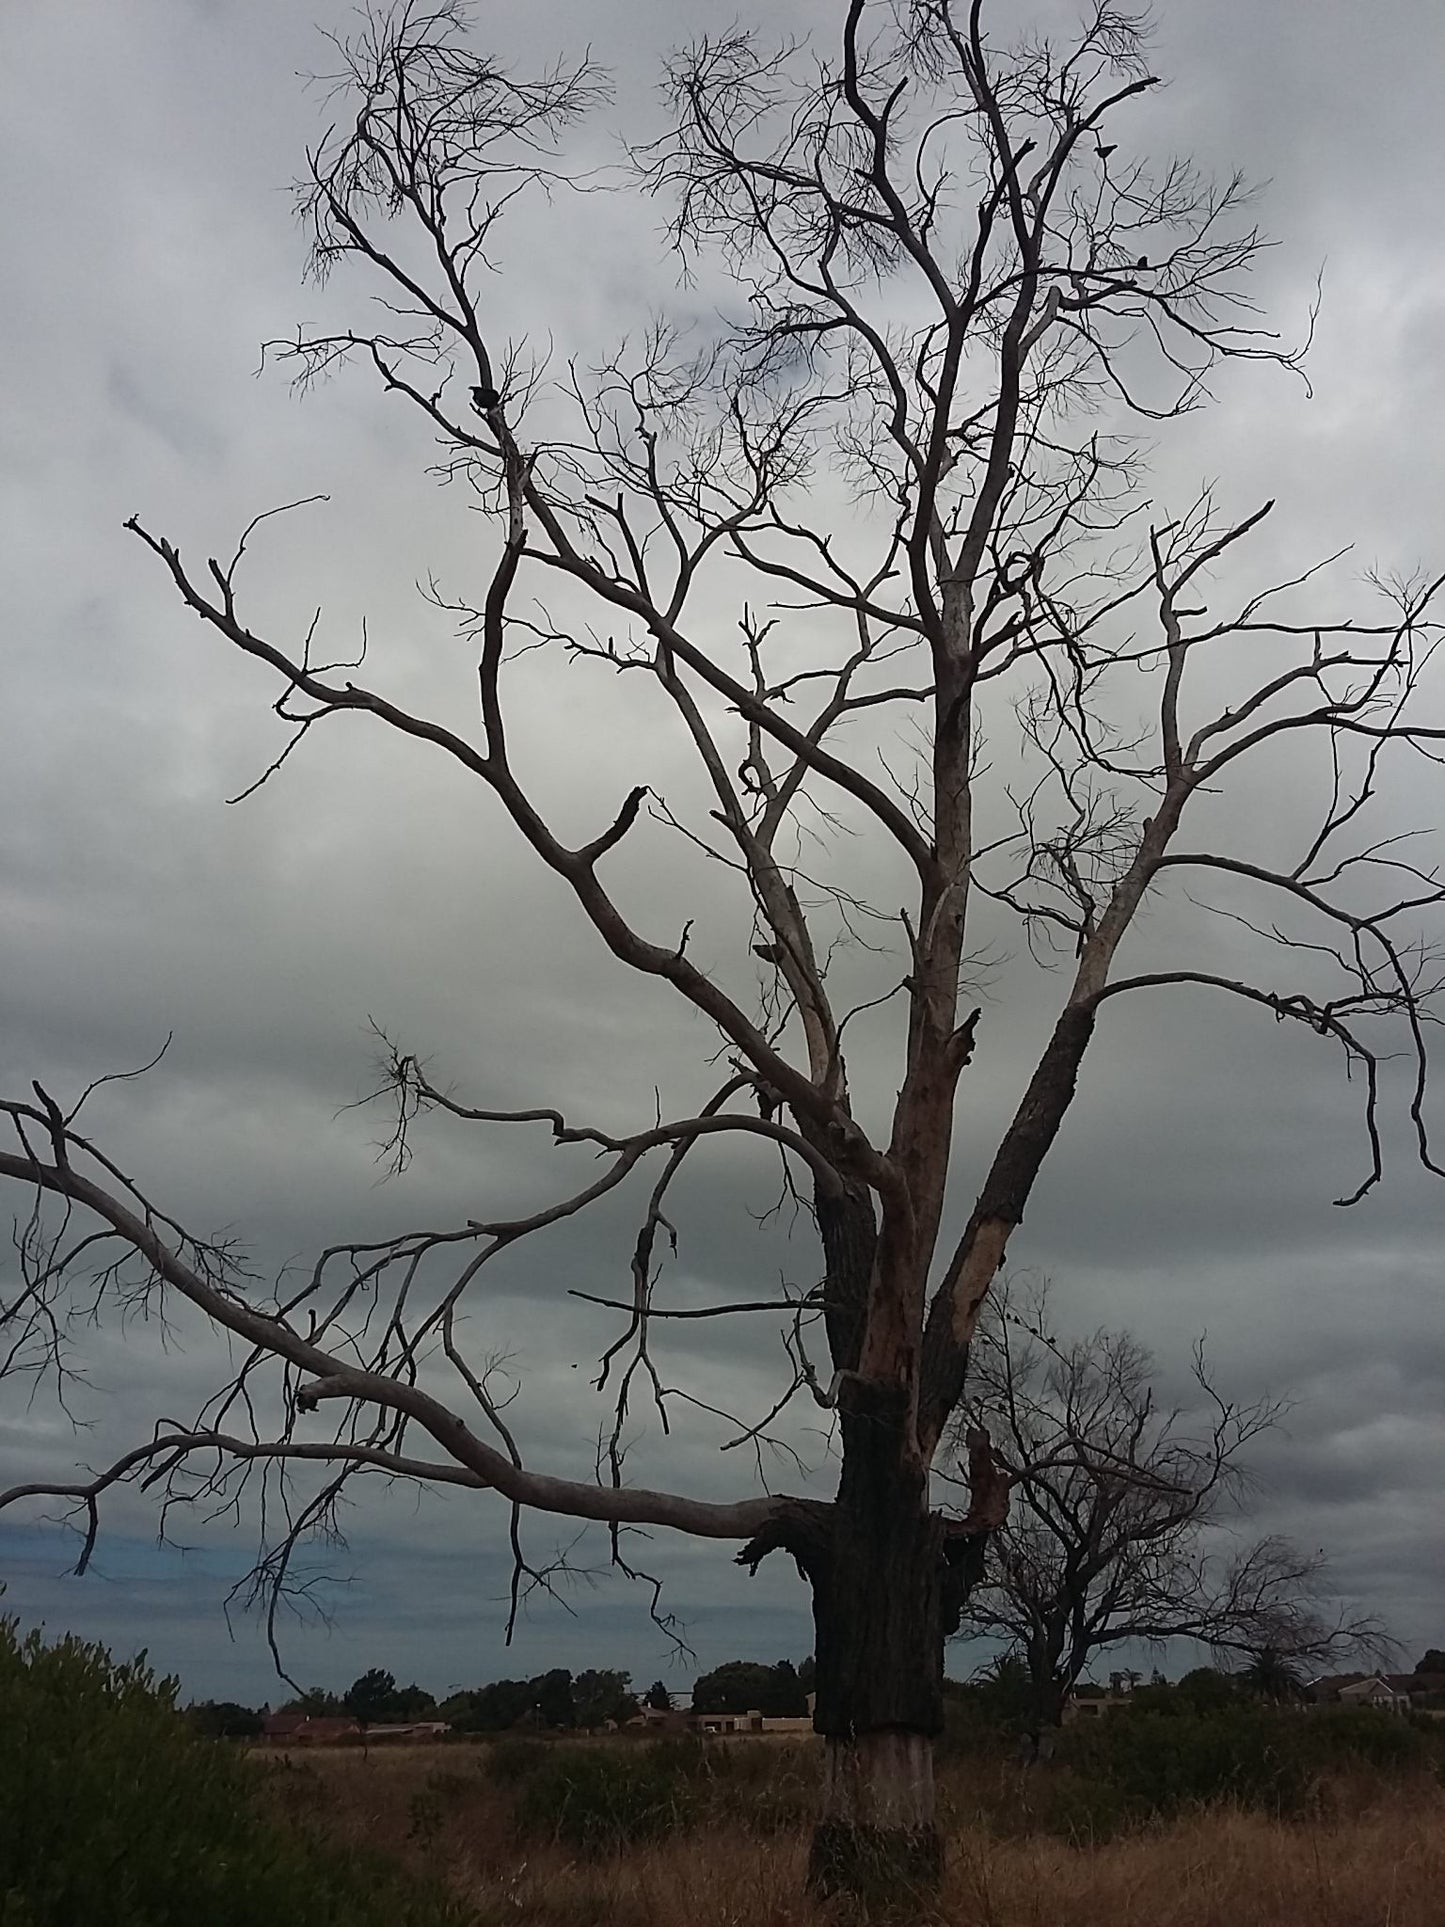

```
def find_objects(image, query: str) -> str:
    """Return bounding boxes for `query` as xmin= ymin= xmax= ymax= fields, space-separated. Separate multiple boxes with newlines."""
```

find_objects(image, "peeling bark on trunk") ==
xmin=807 ymin=1379 xmax=947 ymax=1894
xmin=810 ymin=1731 xmax=942 ymax=1898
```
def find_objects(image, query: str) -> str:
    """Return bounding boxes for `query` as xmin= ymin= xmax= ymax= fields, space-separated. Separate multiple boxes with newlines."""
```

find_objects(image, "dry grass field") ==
xmin=253 ymin=1739 xmax=1445 ymax=1926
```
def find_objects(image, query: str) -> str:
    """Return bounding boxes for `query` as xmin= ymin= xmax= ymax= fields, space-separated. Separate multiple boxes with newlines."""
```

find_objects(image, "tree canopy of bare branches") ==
xmin=951 ymin=1277 xmax=1387 ymax=1736
xmin=2 ymin=0 xmax=1441 ymax=1896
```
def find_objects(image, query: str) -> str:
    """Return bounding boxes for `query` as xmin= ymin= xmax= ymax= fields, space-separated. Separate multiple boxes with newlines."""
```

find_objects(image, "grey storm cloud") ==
xmin=1 ymin=0 xmax=1442 ymax=1702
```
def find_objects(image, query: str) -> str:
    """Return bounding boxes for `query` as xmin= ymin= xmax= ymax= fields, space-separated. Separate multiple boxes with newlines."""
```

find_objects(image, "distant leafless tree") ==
xmin=3 ymin=0 xmax=1441 ymax=1896
xmin=949 ymin=1277 xmax=1388 ymax=1736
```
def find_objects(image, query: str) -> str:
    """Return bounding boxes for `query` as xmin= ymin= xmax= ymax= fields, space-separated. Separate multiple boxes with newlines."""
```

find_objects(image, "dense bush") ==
xmin=1150 ymin=1667 xmax=1239 ymax=1714
xmin=1308 ymin=1706 xmax=1434 ymax=1774
xmin=511 ymin=1735 xmax=820 ymax=1854
xmin=690 ymin=1659 xmax=809 ymax=1717
xmin=443 ymin=1665 xmax=640 ymax=1733
xmin=939 ymin=1669 xmax=1041 ymax=1758
xmin=186 ymin=1698 xmax=264 ymax=1739
xmin=1050 ymin=1700 xmax=1439 ymax=1841
xmin=0 ymin=1620 xmax=470 ymax=1927
xmin=344 ymin=1667 xmax=438 ymax=1725
xmin=1059 ymin=1704 xmax=1314 ymax=1831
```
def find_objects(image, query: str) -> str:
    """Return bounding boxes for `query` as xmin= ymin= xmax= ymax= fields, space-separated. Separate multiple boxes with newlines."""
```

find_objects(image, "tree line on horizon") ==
xmin=187 ymin=1656 xmax=818 ymax=1739
xmin=188 ymin=1647 xmax=1445 ymax=1743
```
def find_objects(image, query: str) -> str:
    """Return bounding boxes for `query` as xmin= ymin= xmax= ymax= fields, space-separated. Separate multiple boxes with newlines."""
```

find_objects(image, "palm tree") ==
xmin=1238 ymin=1647 xmax=1306 ymax=1703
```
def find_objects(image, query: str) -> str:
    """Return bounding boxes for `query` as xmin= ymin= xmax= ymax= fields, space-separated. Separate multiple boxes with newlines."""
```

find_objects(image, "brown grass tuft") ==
xmin=254 ymin=1741 xmax=1445 ymax=1926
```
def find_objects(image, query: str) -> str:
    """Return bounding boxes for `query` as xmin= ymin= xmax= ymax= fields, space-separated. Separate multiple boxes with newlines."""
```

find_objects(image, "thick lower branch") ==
xmin=917 ymin=1003 xmax=1097 ymax=1455
xmin=808 ymin=1144 xmax=878 ymax=1375
xmin=0 ymin=1149 xmax=801 ymax=1543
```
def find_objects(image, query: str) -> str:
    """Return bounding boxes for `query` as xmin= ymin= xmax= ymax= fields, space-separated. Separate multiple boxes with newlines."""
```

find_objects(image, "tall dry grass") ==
xmin=255 ymin=1741 xmax=1445 ymax=1926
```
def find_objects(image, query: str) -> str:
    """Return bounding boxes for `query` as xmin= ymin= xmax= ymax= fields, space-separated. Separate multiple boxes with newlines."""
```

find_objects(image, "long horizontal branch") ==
xmin=377 ymin=1053 xmax=849 ymax=1214
xmin=1088 ymin=969 xmax=1386 ymax=1205
xmin=3 ymin=1433 xmax=492 ymax=1502
xmin=0 ymin=1145 xmax=791 ymax=1542
xmin=570 ymin=1289 xmax=817 ymax=1319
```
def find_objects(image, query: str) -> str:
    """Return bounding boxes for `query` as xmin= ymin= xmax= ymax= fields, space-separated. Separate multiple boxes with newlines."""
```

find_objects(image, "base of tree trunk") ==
xmin=807 ymin=1730 xmax=942 ymax=1899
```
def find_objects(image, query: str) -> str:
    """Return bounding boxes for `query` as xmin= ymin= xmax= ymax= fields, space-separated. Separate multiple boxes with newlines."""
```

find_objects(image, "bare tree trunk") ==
xmin=807 ymin=1382 xmax=947 ymax=1899
xmin=1037 ymin=1679 xmax=1068 ymax=1731
xmin=1016 ymin=1665 xmax=1068 ymax=1761
xmin=813 ymin=1732 xmax=938 ymax=1892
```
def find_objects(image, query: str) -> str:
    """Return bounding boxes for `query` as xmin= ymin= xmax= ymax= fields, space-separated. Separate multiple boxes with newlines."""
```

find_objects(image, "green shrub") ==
xmin=1305 ymin=1706 xmax=1431 ymax=1774
xmin=1056 ymin=1705 xmax=1314 ymax=1829
xmin=515 ymin=1741 xmax=697 ymax=1854
xmin=1172 ymin=1668 xmax=1240 ymax=1714
xmin=508 ymin=1734 xmax=823 ymax=1850
xmin=937 ymin=1689 xmax=1025 ymax=1762
xmin=0 ymin=1619 xmax=470 ymax=1927
xmin=1047 ymin=1701 xmax=1436 ymax=1841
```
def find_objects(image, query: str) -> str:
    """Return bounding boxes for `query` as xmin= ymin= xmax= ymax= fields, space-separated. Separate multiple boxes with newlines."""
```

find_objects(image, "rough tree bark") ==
xmin=741 ymin=1407 xmax=1009 ymax=1894
xmin=812 ymin=1386 xmax=947 ymax=1892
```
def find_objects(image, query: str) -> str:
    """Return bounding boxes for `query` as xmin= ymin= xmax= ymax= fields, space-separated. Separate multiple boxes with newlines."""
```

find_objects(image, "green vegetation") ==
xmin=507 ymin=1734 xmax=819 ymax=1855
xmin=934 ymin=1665 xmax=1445 ymax=1845
xmin=0 ymin=1621 xmax=468 ymax=1927
xmin=514 ymin=1741 xmax=701 ymax=1854
xmin=186 ymin=1698 xmax=265 ymax=1739
xmin=7 ymin=1619 xmax=1442 ymax=1925
xmin=691 ymin=1659 xmax=809 ymax=1717
xmin=343 ymin=1667 xmax=438 ymax=1725
xmin=231 ymin=1655 xmax=809 ymax=1737
xmin=440 ymin=1665 xmax=638 ymax=1733
xmin=1051 ymin=1697 xmax=1440 ymax=1841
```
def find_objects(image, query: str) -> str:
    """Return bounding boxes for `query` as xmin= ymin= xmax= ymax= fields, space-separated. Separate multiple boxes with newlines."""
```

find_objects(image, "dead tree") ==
xmin=2 ymin=1 xmax=1441 ymax=1898
xmin=951 ymin=1277 xmax=1388 ymax=1737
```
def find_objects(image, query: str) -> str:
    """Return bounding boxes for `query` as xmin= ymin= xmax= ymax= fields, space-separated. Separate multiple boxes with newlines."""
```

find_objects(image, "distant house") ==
xmin=693 ymin=1709 xmax=761 ymax=1735
xmin=1061 ymin=1687 xmax=1132 ymax=1724
xmin=757 ymin=1715 xmax=815 ymax=1737
xmin=629 ymin=1704 xmax=690 ymax=1733
xmin=691 ymin=1707 xmax=815 ymax=1738
xmin=261 ymin=1712 xmax=362 ymax=1745
xmin=1306 ymin=1671 xmax=1363 ymax=1705
xmin=1307 ymin=1673 xmax=1413 ymax=1714
xmin=1339 ymin=1676 xmax=1412 ymax=1713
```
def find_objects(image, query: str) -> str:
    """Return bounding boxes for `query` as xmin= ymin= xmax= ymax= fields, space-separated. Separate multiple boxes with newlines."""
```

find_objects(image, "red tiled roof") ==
xmin=262 ymin=1713 xmax=361 ymax=1743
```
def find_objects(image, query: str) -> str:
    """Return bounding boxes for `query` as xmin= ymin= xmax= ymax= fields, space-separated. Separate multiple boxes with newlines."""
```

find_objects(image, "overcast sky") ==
xmin=1 ymin=0 xmax=1442 ymax=1707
